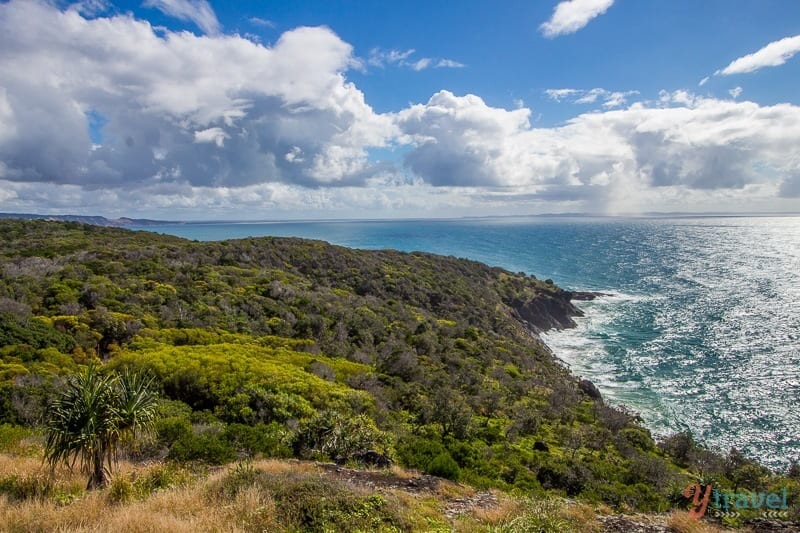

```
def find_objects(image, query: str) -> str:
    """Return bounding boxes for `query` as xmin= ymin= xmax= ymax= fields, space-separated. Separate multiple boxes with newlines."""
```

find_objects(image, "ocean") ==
xmin=132 ymin=216 xmax=800 ymax=470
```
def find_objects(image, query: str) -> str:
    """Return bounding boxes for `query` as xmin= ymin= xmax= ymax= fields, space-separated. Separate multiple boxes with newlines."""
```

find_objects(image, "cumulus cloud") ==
xmin=395 ymin=90 xmax=800 ymax=212
xmin=143 ymin=0 xmax=220 ymax=35
xmin=540 ymin=0 xmax=614 ymax=38
xmin=717 ymin=35 xmax=800 ymax=76
xmin=0 ymin=0 xmax=393 ymax=191
xmin=729 ymin=86 xmax=743 ymax=99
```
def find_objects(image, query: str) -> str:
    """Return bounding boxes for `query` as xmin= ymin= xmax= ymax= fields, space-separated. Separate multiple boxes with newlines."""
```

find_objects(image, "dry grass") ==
xmin=0 ymin=477 xmax=278 ymax=532
xmin=434 ymin=479 xmax=474 ymax=500
xmin=561 ymin=501 xmax=603 ymax=532
xmin=667 ymin=510 xmax=729 ymax=533
xmin=0 ymin=453 xmax=736 ymax=533
xmin=389 ymin=464 xmax=416 ymax=480
xmin=466 ymin=493 xmax=521 ymax=525
xmin=248 ymin=458 xmax=318 ymax=476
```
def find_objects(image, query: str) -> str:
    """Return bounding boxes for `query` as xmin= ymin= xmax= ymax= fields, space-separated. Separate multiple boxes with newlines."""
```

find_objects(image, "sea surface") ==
xmin=133 ymin=216 xmax=800 ymax=469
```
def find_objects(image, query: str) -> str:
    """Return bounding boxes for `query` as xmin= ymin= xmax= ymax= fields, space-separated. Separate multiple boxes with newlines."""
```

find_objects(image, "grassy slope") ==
xmin=0 ymin=452 xmax=726 ymax=533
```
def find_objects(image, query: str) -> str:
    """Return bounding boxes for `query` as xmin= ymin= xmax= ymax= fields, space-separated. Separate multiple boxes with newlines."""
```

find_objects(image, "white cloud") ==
xmin=698 ymin=76 xmax=710 ymax=87
xmin=545 ymin=88 xmax=581 ymax=101
xmin=248 ymin=17 xmax=276 ymax=29
xmin=395 ymin=90 xmax=800 ymax=212
xmin=194 ymin=127 xmax=228 ymax=147
xmin=409 ymin=58 xmax=432 ymax=71
xmin=435 ymin=59 xmax=465 ymax=68
xmin=540 ymin=0 xmax=615 ymax=38
xmin=0 ymin=0 xmax=394 ymax=191
xmin=143 ymin=0 xmax=221 ymax=35
xmin=546 ymin=87 xmax=637 ymax=108
xmin=368 ymin=48 xmax=415 ymax=67
xmin=574 ymin=88 xmax=604 ymax=104
xmin=367 ymin=48 xmax=463 ymax=71
xmin=659 ymin=89 xmax=698 ymax=107
xmin=717 ymin=35 xmax=800 ymax=75
xmin=0 ymin=1 xmax=798 ymax=217
xmin=729 ymin=86 xmax=743 ymax=99
xmin=68 ymin=0 xmax=110 ymax=16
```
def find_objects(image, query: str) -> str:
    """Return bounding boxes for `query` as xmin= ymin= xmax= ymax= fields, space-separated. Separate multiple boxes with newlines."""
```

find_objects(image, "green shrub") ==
xmin=155 ymin=399 xmax=193 ymax=419
xmin=426 ymin=451 xmax=461 ymax=481
xmin=109 ymin=463 xmax=193 ymax=503
xmin=293 ymin=411 xmax=391 ymax=463
xmin=223 ymin=422 xmax=292 ymax=458
xmin=494 ymin=498 xmax=574 ymax=533
xmin=168 ymin=432 xmax=236 ymax=464
xmin=395 ymin=435 xmax=446 ymax=471
xmin=271 ymin=474 xmax=402 ymax=532
xmin=155 ymin=416 xmax=192 ymax=446
xmin=107 ymin=475 xmax=135 ymax=503
xmin=212 ymin=461 xmax=269 ymax=499
xmin=0 ymin=423 xmax=33 ymax=452
xmin=0 ymin=472 xmax=55 ymax=502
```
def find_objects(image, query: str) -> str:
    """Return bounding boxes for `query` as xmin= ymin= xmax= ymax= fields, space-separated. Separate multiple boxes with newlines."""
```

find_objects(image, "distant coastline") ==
xmin=0 ymin=212 xmax=176 ymax=227
xmin=2 ymin=211 xmax=799 ymax=230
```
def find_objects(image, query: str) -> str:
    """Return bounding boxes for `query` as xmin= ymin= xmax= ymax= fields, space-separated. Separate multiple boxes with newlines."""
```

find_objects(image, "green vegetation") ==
xmin=0 ymin=219 xmax=797 ymax=526
xmin=44 ymin=365 xmax=159 ymax=488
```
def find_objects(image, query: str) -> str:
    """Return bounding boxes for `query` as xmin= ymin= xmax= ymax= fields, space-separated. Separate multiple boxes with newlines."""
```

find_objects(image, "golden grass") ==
xmin=560 ymin=501 xmax=603 ymax=533
xmin=248 ymin=458 xmax=317 ymax=476
xmin=0 ymin=453 xmax=730 ymax=533
xmin=0 ymin=469 xmax=274 ymax=532
xmin=466 ymin=493 xmax=521 ymax=525
xmin=667 ymin=510 xmax=729 ymax=533
xmin=434 ymin=479 xmax=474 ymax=500
xmin=389 ymin=464 xmax=416 ymax=480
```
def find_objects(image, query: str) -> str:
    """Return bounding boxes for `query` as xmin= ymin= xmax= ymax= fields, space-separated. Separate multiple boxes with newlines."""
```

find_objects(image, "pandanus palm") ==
xmin=44 ymin=365 xmax=158 ymax=489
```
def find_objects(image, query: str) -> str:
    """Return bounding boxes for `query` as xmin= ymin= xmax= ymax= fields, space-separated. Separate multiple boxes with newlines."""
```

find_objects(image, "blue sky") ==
xmin=0 ymin=0 xmax=799 ymax=219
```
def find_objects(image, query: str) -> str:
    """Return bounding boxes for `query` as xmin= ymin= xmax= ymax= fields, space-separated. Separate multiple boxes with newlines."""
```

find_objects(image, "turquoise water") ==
xmin=133 ymin=216 xmax=800 ymax=469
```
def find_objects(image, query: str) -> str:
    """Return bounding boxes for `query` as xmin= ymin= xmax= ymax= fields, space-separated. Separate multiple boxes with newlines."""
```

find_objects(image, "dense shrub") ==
xmin=168 ymin=431 xmax=236 ymax=464
xmin=293 ymin=411 xmax=390 ymax=463
xmin=223 ymin=422 xmax=292 ymax=458
xmin=0 ymin=472 xmax=55 ymax=502
xmin=426 ymin=451 xmax=461 ymax=481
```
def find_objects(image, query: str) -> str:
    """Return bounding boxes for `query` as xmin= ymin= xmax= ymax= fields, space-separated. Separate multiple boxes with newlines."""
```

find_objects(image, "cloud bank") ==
xmin=0 ymin=1 xmax=798 ymax=217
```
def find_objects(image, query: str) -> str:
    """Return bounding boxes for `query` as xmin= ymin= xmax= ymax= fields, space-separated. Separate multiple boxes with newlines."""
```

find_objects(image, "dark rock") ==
xmin=533 ymin=441 xmax=550 ymax=452
xmin=351 ymin=450 xmax=393 ymax=469
xmin=743 ymin=518 xmax=800 ymax=532
xmin=509 ymin=288 xmax=583 ymax=332
xmin=569 ymin=291 xmax=613 ymax=301
xmin=579 ymin=379 xmax=603 ymax=401
xmin=598 ymin=515 xmax=668 ymax=532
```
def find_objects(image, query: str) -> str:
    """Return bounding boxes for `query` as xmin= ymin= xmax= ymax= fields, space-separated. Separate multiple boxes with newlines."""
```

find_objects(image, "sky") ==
xmin=0 ymin=0 xmax=799 ymax=220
